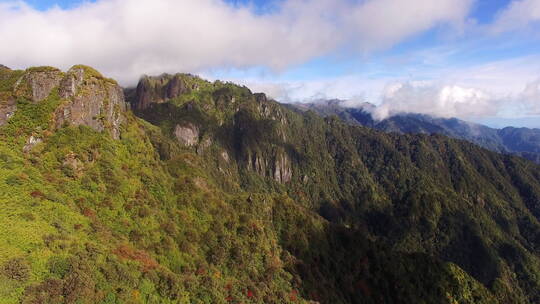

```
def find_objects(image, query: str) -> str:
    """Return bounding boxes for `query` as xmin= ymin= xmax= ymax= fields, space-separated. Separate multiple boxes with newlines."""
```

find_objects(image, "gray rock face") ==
xmin=221 ymin=150 xmax=230 ymax=163
xmin=1 ymin=65 xmax=127 ymax=140
xmin=59 ymin=67 xmax=84 ymax=99
xmin=273 ymin=152 xmax=292 ymax=183
xmin=16 ymin=68 xmax=63 ymax=103
xmin=248 ymin=151 xmax=292 ymax=183
xmin=254 ymin=93 xmax=267 ymax=103
xmin=22 ymin=135 xmax=42 ymax=153
xmin=54 ymin=66 xmax=127 ymax=139
xmin=134 ymin=74 xmax=190 ymax=110
xmin=174 ymin=123 xmax=199 ymax=146
xmin=0 ymin=97 xmax=16 ymax=126
xmin=251 ymin=152 xmax=268 ymax=175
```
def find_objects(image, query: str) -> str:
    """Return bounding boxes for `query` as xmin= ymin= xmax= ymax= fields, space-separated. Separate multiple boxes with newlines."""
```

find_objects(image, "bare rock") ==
xmin=174 ymin=123 xmax=199 ymax=146
xmin=273 ymin=152 xmax=292 ymax=183
xmin=250 ymin=152 xmax=268 ymax=175
xmin=0 ymin=96 xmax=16 ymax=126
xmin=196 ymin=137 xmax=212 ymax=154
xmin=166 ymin=74 xmax=187 ymax=99
xmin=133 ymin=74 xmax=191 ymax=110
xmin=59 ymin=66 xmax=84 ymax=99
xmin=221 ymin=150 xmax=230 ymax=163
xmin=15 ymin=67 xmax=63 ymax=103
xmin=247 ymin=150 xmax=292 ymax=183
xmin=22 ymin=135 xmax=42 ymax=153
xmin=0 ymin=64 xmax=9 ymax=70
xmin=62 ymin=152 xmax=84 ymax=177
xmin=254 ymin=93 xmax=267 ymax=103
xmin=55 ymin=66 xmax=126 ymax=139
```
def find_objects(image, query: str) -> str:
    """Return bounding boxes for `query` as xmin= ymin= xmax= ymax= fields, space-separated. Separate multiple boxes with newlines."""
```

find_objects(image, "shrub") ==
xmin=2 ymin=257 xmax=30 ymax=281
xmin=5 ymin=174 xmax=23 ymax=186
xmin=47 ymin=256 xmax=71 ymax=278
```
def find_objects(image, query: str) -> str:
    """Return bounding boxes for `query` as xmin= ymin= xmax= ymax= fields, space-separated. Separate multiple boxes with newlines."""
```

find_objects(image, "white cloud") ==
xmin=234 ymin=75 xmax=390 ymax=103
xmin=229 ymin=54 xmax=540 ymax=121
xmin=520 ymin=79 xmax=540 ymax=114
xmin=491 ymin=0 xmax=540 ymax=33
xmin=0 ymin=0 xmax=473 ymax=84
xmin=370 ymin=82 xmax=497 ymax=120
xmin=347 ymin=0 xmax=473 ymax=51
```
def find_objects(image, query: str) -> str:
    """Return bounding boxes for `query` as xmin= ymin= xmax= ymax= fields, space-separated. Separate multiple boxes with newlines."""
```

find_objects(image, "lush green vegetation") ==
xmin=1 ymin=67 xmax=540 ymax=303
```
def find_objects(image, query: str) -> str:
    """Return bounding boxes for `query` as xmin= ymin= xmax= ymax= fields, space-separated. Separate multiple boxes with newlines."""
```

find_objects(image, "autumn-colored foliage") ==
xmin=30 ymin=190 xmax=46 ymax=200
xmin=113 ymin=244 xmax=158 ymax=271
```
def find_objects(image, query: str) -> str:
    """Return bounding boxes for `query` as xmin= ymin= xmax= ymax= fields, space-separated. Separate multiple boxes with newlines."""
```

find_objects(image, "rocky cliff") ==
xmin=129 ymin=75 xmax=295 ymax=184
xmin=54 ymin=66 xmax=126 ymax=139
xmin=0 ymin=97 xmax=15 ymax=126
xmin=1 ymin=65 xmax=127 ymax=141
xmin=14 ymin=66 xmax=63 ymax=103
xmin=131 ymin=73 xmax=201 ymax=110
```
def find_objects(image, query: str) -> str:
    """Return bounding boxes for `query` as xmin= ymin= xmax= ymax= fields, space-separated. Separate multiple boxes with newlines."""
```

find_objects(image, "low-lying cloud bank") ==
xmin=238 ymin=53 xmax=540 ymax=121
xmin=350 ymin=79 xmax=540 ymax=121
xmin=370 ymin=82 xmax=496 ymax=120
xmin=243 ymin=77 xmax=540 ymax=121
xmin=0 ymin=0 xmax=472 ymax=84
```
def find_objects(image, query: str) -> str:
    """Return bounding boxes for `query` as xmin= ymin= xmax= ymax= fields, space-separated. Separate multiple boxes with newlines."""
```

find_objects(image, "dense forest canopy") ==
xmin=1 ymin=66 xmax=540 ymax=303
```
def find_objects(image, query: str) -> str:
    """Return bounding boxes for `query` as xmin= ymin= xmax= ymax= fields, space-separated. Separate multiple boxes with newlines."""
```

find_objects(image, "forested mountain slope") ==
xmin=2 ymin=66 xmax=540 ymax=303
xmin=295 ymin=100 xmax=540 ymax=164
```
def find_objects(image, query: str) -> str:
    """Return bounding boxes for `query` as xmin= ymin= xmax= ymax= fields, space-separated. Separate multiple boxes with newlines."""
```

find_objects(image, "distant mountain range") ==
xmin=293 ymin=99 xmax=540 ymax=163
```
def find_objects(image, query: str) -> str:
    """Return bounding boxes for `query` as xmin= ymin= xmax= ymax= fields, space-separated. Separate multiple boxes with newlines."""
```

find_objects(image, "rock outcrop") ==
xmin=253 ymin=93 xmax=267 ymax=103
xmin=273 ymin=152 xmax=292 ymax=183
xmin=59 ymin=66 xmax=84 ymax=99
xmin=0 ymin=65 xmax=128 ymax=139
xmin=128 ymin=71 xmax=293 ymax=183
xmin=0 ymin=97 xmax=16 ymax=126
xmin=132 ymin=74 xmax=192 ymax=110
xmin=174 ymin=123 xmax=199 ymax=146
xmin=15 ymin=67 xmax=63 ymax=103
xmin=250 ymin=152 xmax=268 ymax=176
xmin=54 ymin=66 xmax=127 ymax=139
xmin=248 ymin=150 xmax=293 ymax=183
xmin=22 ymin=135 xmax=42 ymax=153
xmin=62 ymin=152 xmax=84 ymax=177
xmin=0 ymin=64 xmax=9 ymax=70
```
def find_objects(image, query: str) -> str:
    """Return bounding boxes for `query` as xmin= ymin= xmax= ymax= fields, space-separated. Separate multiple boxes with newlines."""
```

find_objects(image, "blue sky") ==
xmin=1 ymin=0 xmax=539 ymax=127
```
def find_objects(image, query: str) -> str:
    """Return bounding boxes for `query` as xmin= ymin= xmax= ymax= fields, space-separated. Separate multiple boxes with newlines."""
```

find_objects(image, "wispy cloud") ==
xmin=491 ymin=0 xmax=540 ymax=33
xmin=520 ymin=79 xmax=540 ymax=115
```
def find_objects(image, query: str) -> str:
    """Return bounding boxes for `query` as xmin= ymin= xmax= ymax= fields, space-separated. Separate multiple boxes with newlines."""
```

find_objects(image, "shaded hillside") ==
xmin=1 ymin=66 xmax=540 ymax=303
xmin=295 ymin=100 xmax=540 ymax=163
xmin=129 ymin=74 xmax=540 ymax=303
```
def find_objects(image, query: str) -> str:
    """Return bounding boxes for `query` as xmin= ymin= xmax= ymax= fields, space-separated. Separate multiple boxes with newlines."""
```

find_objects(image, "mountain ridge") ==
xmin=2 ymin=66 xmax=540 ymax=303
